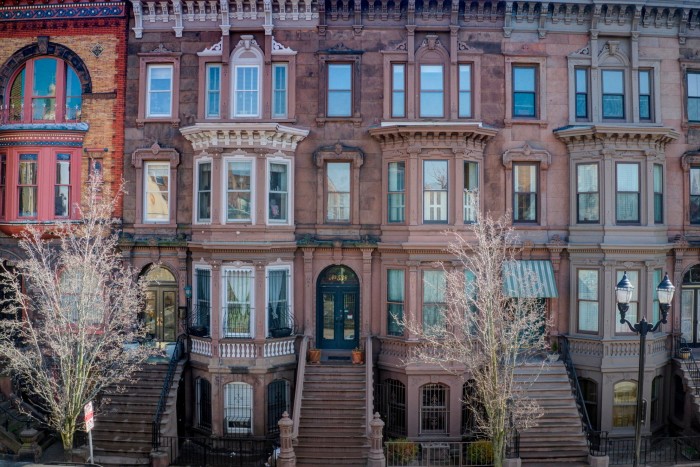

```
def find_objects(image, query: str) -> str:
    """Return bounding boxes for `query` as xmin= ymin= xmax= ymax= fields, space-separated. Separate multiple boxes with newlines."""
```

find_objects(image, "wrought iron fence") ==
xmin=159 ymin=435 xmax=278 ymax=467
xmin=267 ymin=304 xmax=294 ymax=338
xmin=189 ymin=303 xmax=211 ymax=337
xmin=374 ymin=379 xmax=407 ymax=438
xmin=385 ymin=438 xmax=519 ymax=467
xmin=608 ymin=435 xmax=700 ymax=465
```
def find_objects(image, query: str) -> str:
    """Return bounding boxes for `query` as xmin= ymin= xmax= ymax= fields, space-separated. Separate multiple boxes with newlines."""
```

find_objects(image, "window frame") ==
xmin=266 ymin=157 xmax=292 ymax=225
xmin=222 ymin=266 xmax=255 ymax=338
xmin=512 ymin=65 xmax=537 ymax=118
xmin=422 ymin=159 xmax=449 ymax=224
xmin=193 ymin=265 xmax=212 ymax=337
xmin=615 ymin=270 xmax=639 ymax=335
xmin=615 ymin=162 xmax=640 ymax=224
xmin=325 ymin=161 xmax=351 ymax=223
xmin=458 ymin=63 xmax=473 ymax=119
xmin=204 ymin=63 xmax=222 ymax=119
xmin=387 ymin=161 xmax=406 ymax=224
xmin=463 ymin=161 xmax=478 ymax=223
xmin=387 ymin=268 xmax=405 ymax=337
xmin=265 ymin=264 xmax=292 ymax=338
xmin=612 ymin=380 xmax=637 ymax=429
xmin=691 ymin=166 xmax=700 ymax=225
xmin=638 ymin=69 xmax=653 ymax=122
xmin=576 ymin=163 xmax=599 ymax=224
xmin=195 ymin=158 xmax=212 ymax=224
xmin=391 ymin=63 xmax=406 ymax=119
xmin=422 ymin=269 xmax=446 ymax=332
xmin=223 ymin=156 xmax=255 ymax=224
xmin=575 ymin=67 xmax=589 ymax=121
xmin=145 ymin=64 xmax=173 ymax=119
xmin=137 ymin=53 xmax=181 ymax=126
xmin=131 ymin=144 xmax=180 ymax=227
xmin=687 ymin=69 xmax=700 ymax=123
xmin=419 ymin=64 xmax=445 ymax=118
xmin=505 ymin=57 xmax=546 ymax=126
xmin=327 ymin=63 xmax=353 ymax=118
xmin=653 ymin=164 xmax=663 ymax=225
xmin=601 ymin=69 xmax=626 ymax=120
xmin=224 ymin=382 xmax=253 ymax=435
xmin=513 ymin=162 xmax=538 ymax=223
xmin=271 ymin=63 xmax=289 ymax=119
xmin=143 ymin=161 xmax=171 ymax=224
xmin=576 ymin=269 xmax=599 ymax=334
xmin=419 ymin=383 xmax=449 ymax=435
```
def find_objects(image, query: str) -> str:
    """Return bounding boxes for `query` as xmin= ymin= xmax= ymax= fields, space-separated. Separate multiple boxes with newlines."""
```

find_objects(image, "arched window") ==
xmin=195 ymin=377 xmax=212 ymax=431
xmin=230 ymin=38 xmax=263 ymax=118
xmin=267 ymin=379 xmax=289 ymax=435
xmin=224 ymin=382 xmax=253 ymax=434
xmin=420 ymin=383 xmax=449 ymax=435
xmin=613 ymin=380 xmax=636 ymax=428
xmin=578 ymin=378 xmax=598 ymax=430
xmin=7 ymin=57 xmax=82 ymax=123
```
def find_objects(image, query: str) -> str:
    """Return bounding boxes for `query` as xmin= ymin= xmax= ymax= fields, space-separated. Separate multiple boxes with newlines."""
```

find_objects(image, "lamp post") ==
xmin=615 ymin=271 xmax=675 ymax=467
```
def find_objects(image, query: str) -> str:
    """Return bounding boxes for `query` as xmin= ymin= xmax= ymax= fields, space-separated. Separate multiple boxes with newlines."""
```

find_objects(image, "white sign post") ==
xmin=84 ymin=402 xmax=94 ymax=464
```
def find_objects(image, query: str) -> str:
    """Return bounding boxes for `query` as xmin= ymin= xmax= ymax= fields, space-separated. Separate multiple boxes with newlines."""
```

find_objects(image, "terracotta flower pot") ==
xmin=307 ymin=348 xmax=321 ymax=364
xmin=351 ymin=350 xmax=364 ymax=364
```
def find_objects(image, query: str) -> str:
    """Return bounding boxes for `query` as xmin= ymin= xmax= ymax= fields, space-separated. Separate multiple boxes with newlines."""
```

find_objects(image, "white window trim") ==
xmin=266 ymin=157 xmax=292 ymax=225
xmin=271 ymin=63 xmax=289 ymax=119
xmin=265 ymin=264 xmax=293 ymax=337
xmin=205 ymin=63 xmax=222 ymax=119
xmin=194 ymin=157 xmax=213 ymax=225
xmin=230 ymin=45 xmax=263 ymax=118
xmin=143 ymin=161 xmax=171 ymax=224
xmin=221 ymin=266 xmax=255 ymax=338
xmin=222 ymin=155 xmax=255 ymax=224
xmin=146 ymin=64 xmax=173 ymax=118
xmin=193 ymin=263 xmax=212 ymax=334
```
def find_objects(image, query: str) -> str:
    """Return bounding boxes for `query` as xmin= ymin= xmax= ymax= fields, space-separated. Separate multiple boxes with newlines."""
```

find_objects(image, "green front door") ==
xmin=317 ymin=266 xmax=359 ymax=350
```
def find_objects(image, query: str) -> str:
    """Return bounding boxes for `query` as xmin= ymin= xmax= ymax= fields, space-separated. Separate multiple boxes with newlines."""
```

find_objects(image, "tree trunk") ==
xmin=61 ymin=418 xmax=76 ymax=461
xmin=492 ymin=430 xmax=505 ymax=467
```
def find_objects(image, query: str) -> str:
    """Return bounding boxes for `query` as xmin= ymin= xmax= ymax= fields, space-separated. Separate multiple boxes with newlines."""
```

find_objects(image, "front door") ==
xmin=316 ymin=265 xmax=359 ymax=350
xmin=143 ymin=266 xmax=178 ymax=342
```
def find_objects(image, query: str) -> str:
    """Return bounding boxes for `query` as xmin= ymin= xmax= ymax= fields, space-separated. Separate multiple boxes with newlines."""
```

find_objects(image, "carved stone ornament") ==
xmin=502 ymin=142 xmax=552 ymax=170
xmin=421 ymin=34 xmax=442 ymax=50
xmin=151 ymin=43 xmax=172 ymax=53
xmin=271 ymin=36 xmax=297 ymax=55
xmin=198 ymin=38 xmax=223 ymax=56
xmin=458 ymin=41 xmax=470 ymax=51
xmin=235 ymin=35 xmax=259 ymax=51
xmin=327 ymin=43 xmax=353 ymax=52
xmin=393 ymin=41 xmax=408 ymax=51
xmin=573 ymin=45 xmax=590 ymax=55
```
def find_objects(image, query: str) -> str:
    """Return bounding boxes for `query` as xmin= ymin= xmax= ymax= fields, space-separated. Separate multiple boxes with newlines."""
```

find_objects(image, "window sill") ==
xmin=505 ymin=118 xmax=548 ymax=128
xmin=316 ymin=116 xmax=362 ymax=127
xmin=134 ymin=222 xmax=178 ymax=229
xmin=136 ymin=117 xmax=180 ymax=128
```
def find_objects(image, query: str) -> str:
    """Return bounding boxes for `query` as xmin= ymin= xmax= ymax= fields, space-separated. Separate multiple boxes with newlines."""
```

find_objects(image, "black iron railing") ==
xmin=676 ymin=336 xmax=700 ymax=396
xmin=152 ymin=334 xmax=186 ymax=450
xmin=608 ymin=435 xmax=700 ymax=465
xmin=374 ymin=379 xmax=407 ymax=438
xmin=558 ymin=335 xmax=608 ymax=456
xmin=158 ymin=435 xmax=278 ymax=467
xmin=505 ymin=428 xmax=520 ymax=459
xmin=222 ymin=305 xmax=253 ymax=337
xmin=267 ymin=305 xmax=294 ymax=338
xmin=188 ymin=304 xmax=211 ymax=337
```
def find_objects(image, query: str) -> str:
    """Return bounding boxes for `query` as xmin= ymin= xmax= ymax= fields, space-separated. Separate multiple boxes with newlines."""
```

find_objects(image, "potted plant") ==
xmin=548 ymin=341 xmax=559 ymax=362
xmin=351 ymin=346 xmax=364 ymax=364
xmin=307 ymin=346 xmax=321 ymax=364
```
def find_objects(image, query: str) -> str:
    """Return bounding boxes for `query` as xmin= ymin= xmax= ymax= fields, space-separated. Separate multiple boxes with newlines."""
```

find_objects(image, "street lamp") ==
xmin=615 ymin=271 xmax=675 ymax=467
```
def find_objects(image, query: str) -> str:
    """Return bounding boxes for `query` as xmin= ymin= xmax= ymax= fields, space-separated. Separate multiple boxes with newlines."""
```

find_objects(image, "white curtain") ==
xmin=268 ymin=270 xmax=288 ymax=329
xmin=224 ymin=270 xmax=251 ymax=336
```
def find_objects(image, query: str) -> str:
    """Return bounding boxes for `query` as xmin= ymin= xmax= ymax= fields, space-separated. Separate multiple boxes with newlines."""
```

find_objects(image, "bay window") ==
xmin=268 ymin=161 xmax=289 ymax=223
xmin=196 ymin=160 xmax=212 ymax=223
xmin=577 ymin=269 xmax=599 ymax=333
xmin=576 ymin=163 xmax=599 ymax=223
xmin=423 ymin=160 xmax=448 ymax=223
xmin=616 ymin=163 xmax=639 ymax=223
xmin=267 ymin=267 xmax=291 ymax=337
xmin=419 ymin=65 xmax=444 ymax=118
xmin=463 ymin=161 xmax=478 ymax=223
xmin=223 ymin=268 xmax=253 ymax=338
xmin=388 ymin=162 xmax=405 ymax=223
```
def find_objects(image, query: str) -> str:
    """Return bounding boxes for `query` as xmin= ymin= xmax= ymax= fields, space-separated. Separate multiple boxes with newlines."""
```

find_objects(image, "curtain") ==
xmin=225 ymin=270 xmax=251 ymax=336
xmin=268 ymin=270 xmax=288 ymax=330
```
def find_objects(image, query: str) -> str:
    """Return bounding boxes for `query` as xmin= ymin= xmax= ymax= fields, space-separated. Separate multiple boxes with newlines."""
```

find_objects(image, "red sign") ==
xmin=84 ymin=402 xmax=94 ymax=432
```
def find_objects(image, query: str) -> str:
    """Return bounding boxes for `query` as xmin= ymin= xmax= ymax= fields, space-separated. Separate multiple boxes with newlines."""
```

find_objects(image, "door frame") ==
xmin=315 ymin=265 xmax=360 ymax=350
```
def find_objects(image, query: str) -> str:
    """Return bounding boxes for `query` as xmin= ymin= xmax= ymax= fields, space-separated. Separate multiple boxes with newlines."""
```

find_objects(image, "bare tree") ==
xmin=0 ymin=176 xmax=154 ymax=454
xmin=403 ymin=208 xmax=549 ymax=467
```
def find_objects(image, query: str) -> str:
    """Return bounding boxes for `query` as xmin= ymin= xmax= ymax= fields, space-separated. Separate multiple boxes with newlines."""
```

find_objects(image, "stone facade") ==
xmin=123 ymin=0 xmax=700 ymax=440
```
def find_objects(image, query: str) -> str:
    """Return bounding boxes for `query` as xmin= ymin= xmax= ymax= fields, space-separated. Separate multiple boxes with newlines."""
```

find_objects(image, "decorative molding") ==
xmin=271 ymin=36 xmax=297 ymax=55
xmin=572 ymin=45 xmax=590 ymax=56
xmin=502 ymin=142 xmax=552 ymax=170
xmin=681 ymin=150 xmax=700 ymax=172
xmin=457 ymin=41 xmax=470 ymax=51
xmin=369 ymin=122 xmax=497 ymax=152
xmin=197 ymin=38 xmax=223 ymax=57
xmin=554 ymin=125 xmax=680 ymax=154
xmin=234 ymin=34 xmax=259 ymax=51
xmin=151 ymin=43 xmax=172 ymax=53
xmin=313 ymin=142 xmax=364 ymax=168
xmin=180 ymin=122 xmax=309 ymax=152
xmin=131 ymin=141 xmax=180 ymax=168
xmin=0 ymin=1 xmax=126 ymax=23
xmin=420 ymin=34 xmax=442 ymax=50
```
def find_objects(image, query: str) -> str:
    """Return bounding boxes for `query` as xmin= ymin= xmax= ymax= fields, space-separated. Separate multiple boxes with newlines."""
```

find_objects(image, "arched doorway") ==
xmin=316 ymin=265 xmax=359 ymax=350
xmin=681 ymin=264 xmax=700 ymax=347
xmin=143 ymin=265 xmax=178 ymax=342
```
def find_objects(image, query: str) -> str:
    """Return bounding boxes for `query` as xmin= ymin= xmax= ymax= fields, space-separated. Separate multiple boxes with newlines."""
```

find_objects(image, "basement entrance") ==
xmin=316 ymin=265 xmax=359 ymax=350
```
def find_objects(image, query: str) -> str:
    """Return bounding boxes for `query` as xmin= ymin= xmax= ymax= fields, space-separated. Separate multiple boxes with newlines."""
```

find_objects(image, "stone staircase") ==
xmin=90 ymin=361 xmax=183 ymax=467
xmin=295 ymin=362 xmax=369 ymax=466
xmin=516 ymin=359 xmax=589 ymax=466
xmin=0 ymin=396 xmax=53 ymax=459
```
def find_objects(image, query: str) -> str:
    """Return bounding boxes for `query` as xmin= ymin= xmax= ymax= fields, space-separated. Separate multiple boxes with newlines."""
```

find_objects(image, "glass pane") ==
xmin=343 ymin=293 xmax=356 ymax=340
xmin=603 ymin=95 xmax=624 ymax=118
xmin=514 ymin=164 xmax=536 ymax=192
xmin=323 ymin=293 xmax=334 ymax=340
xmin=513 ymin=92 xmax=535 ymax=117
xmin=9 ymin=69 xmax=24 ymax=122
xmin=392 ymin=64 xmax=405 ymax=91
xmin=65 ymin=67 xmax=82 ymax=119
xmin=199 ymin=162 xmax=211 ymax=191
xmin=388 ymin=193 xmax=405 ymax=222
xmin=459 ymin=65 xmax=471 ymax=91
xmin=639 ymin=70 xmax=650 ymax=94
xmin=514 ymin=193 xmax=536 ymax=221
xmin=577 ymin=164 xmax=598 ymax=192
xmin=617 ymin=164 xmax=639 ymax=191
xmin=33 ymin=58 xmax=57 ymax=97
xmin=163 ymin=291 xmax=176 ymax=341
xmin=689 ymin=72 xmax=700 ymax=97
xmin=575 ymin=68 xmax=587 ymax=93
xmin=423 ymin=161 xmax=448 ymax=191
xmin=616 ymin=193 xmax=639 ymax=222
xmin=459 ymin=91 xmax=472 ymax=118
xmin=654 ymin=165 xmax=663 ymax=193
xmin=464 ymin=162 xmax=478 ymax=190
xmin=576 ymin=94 xmax=588 ymax=118
xmin=389 ymin=162 xmax=405 ymax=192
xmin=392 ymin=91 xmax=405 ymax=117
xmin=602 ymin=70 xmax=624 ymax=94
xmin=18 ymin=187 xmax=37 ymax=217
xmin=32 ymin=98 xmax=56 ymax=120
xmin=420 ymin=92 xmax=444 ymax=117
xmin=639 ymin=96 xmax=650 ymax=119
xmin=328 ymin=162 xmax=350 ymax=192
xmin=513 ymin=67 xmax=535 ymax=92
xmin=578 ymin=193 xmax=599 ymax=222
xmin=328 ymin=64 xmax=352 ymax=90
xmin=228 ymin=193 xmax=251 ymax=219
xmin=149 ymin=66 xmax=172 ymax=91
xmin=691 ymin=195 xmax=700 ymax=223
xmin=420 ymin=65 xmax=443 ymax=91
xmin=228 ymin=162 xmax=251 ymax=190
xmin=270 ymin=163 xmax=288 ymax=192
xmin=56 ymin=159 xmax=70 ymax=185
xmin=578 ymin=270 xmax=598 ymax=300
xmin=578 ymin=301 xmax=599 ymax=332
xmin=328 ymin=90 xmax=352 ymax=117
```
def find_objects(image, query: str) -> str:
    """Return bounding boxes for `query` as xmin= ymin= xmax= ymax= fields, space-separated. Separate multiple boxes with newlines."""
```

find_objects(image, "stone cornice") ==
xmin=369 ymin=121 xmax=497 ymax=152
xmin=553 ymin=124 xmax=680 ymax=153
xmin=180 ymin=122 xmax=309 ymax=152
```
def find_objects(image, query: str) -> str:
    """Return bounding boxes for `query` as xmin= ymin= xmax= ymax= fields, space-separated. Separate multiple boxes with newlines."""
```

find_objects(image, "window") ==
xmin=420 ymin=65 xmax=444 ymax=118
xmin=267 ymin=267 xmax=290 ymax=337
xmin=18 ymin=154 xmax=37 ymax=218
xmin=613 ymin=381 xmax=637 ymax=428
xmin=652 ymin=269 xmax=662 ymax=325
xmin=391 ymin=64 xmax=406 ymax=118
xmin=577 ymin=164 xmax=599 ymax=223
xmin=654 ymin=164 xmax=663 ymax=224
xmin=144 ymin=162 xmax=170 ymax=223
xmin=205 ymin=64 xmax=221 ymax=118
xmin=577 ymin=269 xmax=599 ymax=333
xmin=226 ymin=160 xmax=253 ymax=222
xmin=224 ymin=382 xmax=253 ymax=434
xmin=578 ymin=378 xmax=598 ymax=430
xmin=195 ymin=378 xmax=212 ymax=431
xmin=639 ymin=70 xmax=652 ymax=121
xmin=464 ymin=161 xmax=478 ymax=223
xmin=268 ymin=162 xmax=289 ymax=223
xmin=234 ymin=66 xmax=259 ymax=117
xmin=691 ymin=167 xmax=700 ymax=224
xmin=420 ymin=383 xmax=448 ymax=434
xmin=388 ymin=162 xmax=405 ymax=223
xmin=651 ymin=376 xmax=662 ymax=424
xmin=272 ymin=64 xmax=288 ymax=118
xmin=267 ymin=380 xmax=290 ymax=435
xmin=146 ymin=64 xmax=173 ymax=118
xmin=423 ymin=160 xmax=448 ymax=223
xmin=602 ymin=70 xmax=624 ymax=119
xmin=54 ymin=154 xmax=71 ymax=218
xmin=7 ymin=57 xmax=82 ymax=123
xmin=616 ymin=163 xmax=639 ymax=223
xmin=328 ymin=64 xmax=352 ymax=117
xmin=326 ymin=162 xmax=350 ymax=222
xmin=196 ymin=161 xmax=212 ymax=223
xmin=512 ymin=66 xmax=537 ymax=117
xmin=193 ymin=267 xmax=211 ymax=336
xmin=423 ymin=270 xmax=446 ymax=331
xmin=513 ymin=163 xmax=537 ymax=222
xmin=458 ymin=64 xmax=472 ymax=118
xmin=387 ymin=269 xmax=404 ymax=336
xmin=223 ymin=268 xmax=253 ymax=337
xmin=616 ymin=270 xmax=638 ymax=333
xmin=689 ymin=71 xmax=700 ymax=122
xmin=575 ymin=68 xmax=589 ymax=120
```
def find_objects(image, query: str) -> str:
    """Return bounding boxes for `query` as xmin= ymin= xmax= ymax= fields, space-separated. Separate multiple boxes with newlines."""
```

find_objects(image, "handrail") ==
xmin=0 ymin=397 xmax=32 ymax=433
xmin=365 ymin=335 xmax=373 ymax=436
xmin=292 ymin=335 xmax=308 ymax=441
xmin=676 ymin=336 xmax=700 ymax=396
xmin=152 ymin=334 xmax=186 ymax=450
xmin=558 ymin=335 xmax=608 ymax=456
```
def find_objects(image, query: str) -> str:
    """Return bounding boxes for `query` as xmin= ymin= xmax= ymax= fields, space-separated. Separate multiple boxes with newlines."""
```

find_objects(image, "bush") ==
xmin=388 ymin=438 xmax=418 ymax=465
xmin=467 ymin=440 xmax=493 ymax=465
